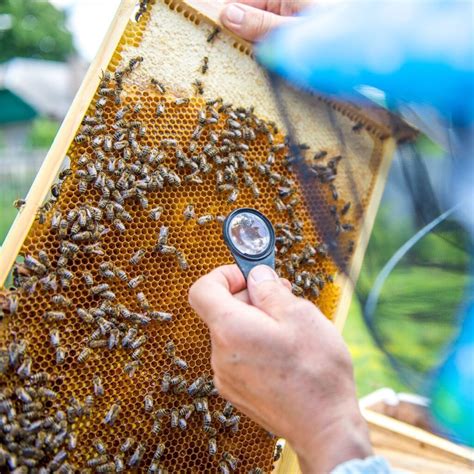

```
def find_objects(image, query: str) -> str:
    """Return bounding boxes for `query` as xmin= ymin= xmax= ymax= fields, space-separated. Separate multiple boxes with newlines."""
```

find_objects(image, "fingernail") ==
xmin=224 ymin=4 xmax=245 ymax=25
xmin=249 ymin=265 xmax=278 ymax=284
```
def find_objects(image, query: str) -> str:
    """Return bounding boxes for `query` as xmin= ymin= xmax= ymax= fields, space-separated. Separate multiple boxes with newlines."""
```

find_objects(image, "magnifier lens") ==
xmin=228 ymin=212 xmax=271 ymax=256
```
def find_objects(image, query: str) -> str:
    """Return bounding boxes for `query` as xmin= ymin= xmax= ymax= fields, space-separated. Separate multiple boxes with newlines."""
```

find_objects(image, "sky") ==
xmin=50 ymin=0 xmax=122 ymax=61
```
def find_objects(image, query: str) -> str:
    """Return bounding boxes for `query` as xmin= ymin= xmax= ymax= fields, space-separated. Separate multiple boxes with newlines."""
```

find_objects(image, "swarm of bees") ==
xmin=1 ymin=45 xmax=356 ymax=472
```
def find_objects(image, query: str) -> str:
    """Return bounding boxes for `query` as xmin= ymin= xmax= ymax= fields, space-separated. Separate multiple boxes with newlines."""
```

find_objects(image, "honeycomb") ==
xmin=0 ymin=0 xmax=396 ymax=472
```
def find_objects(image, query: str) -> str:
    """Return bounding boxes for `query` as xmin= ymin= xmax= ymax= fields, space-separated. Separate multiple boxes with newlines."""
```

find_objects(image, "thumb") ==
xmin=247 ymin=265 xmax=296 ymax=319
xmin=220 ymin=3 xmax=292 ymax=42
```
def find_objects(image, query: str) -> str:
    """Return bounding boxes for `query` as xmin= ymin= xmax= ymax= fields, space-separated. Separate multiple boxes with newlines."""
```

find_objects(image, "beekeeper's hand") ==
xmin=219 ymin=0 xmax=316 ymax=42
xmin=189 ymin=264 xmax=372 ymax=473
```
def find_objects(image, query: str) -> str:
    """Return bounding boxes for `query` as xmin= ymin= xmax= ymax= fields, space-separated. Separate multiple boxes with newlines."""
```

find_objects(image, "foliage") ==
xmin=0 ymin=179 xmax=22 ymax=246
xmin=0 ymin=0 xmax=75 ymax=63
xmin=27 ymin=117 xmax=60 ymax=149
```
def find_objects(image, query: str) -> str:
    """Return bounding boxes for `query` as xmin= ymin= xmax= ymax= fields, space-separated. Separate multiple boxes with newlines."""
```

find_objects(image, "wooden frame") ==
xmin=363 ymin=408 xmax=474 ymax=473
xmin=0 ymin=1 xmax=406 ymax=472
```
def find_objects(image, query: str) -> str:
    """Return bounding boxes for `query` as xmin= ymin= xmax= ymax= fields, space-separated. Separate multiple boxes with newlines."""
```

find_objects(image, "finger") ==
xmin=189 ymin=264 xmax=248 ymax=326
xmin=234 ymin=288 xmax=250 ymax=304
xmin=225 ymin=0 xmax=269 ymax=10
xmin=247 ymin=265 xmax=297 ymax=319
xmin=280 ymin=278 xmax=292 ymax=290
xmin=220 ymin=3 xmax=294 ymax=42
xmin=214 ymin=278 xmax=290 ymax=302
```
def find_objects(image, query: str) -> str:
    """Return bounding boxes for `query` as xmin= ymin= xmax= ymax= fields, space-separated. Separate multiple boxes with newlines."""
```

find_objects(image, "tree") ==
xmin=0 ymin=0 xmax=75 ymax=63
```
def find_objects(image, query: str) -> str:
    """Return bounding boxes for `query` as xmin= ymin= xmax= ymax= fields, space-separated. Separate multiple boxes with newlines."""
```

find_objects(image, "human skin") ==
xmin=189 ymin=264 xmax=372 ymax=473
xmin=219 ymin=0 xmax=316 ymax=42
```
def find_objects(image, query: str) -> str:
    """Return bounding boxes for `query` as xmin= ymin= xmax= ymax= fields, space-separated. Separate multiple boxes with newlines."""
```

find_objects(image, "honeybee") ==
xmin=122 ymin=327 xmax=138 ymax=348
xmin=150 ymin=207 xmax=163 ymax=221
xmin=170 ymin=409 xmax=179 ymax=428
xmin=218 ymin=462 xmax=230 ymax=474
xmin=87 ymin=454 xmax=109 ymax=467
xmin=132 ymin=102 xmax=143 ymax=114
xmin=74 ymin=134 xmax=87 ymax=144
xmin=151 ymin=78 xmax=166 ymax=94
xmin=227 ymin=188 xmax=239 ymax=203
xmin=193 ymin=79 xmax=204 ymax=95
xmin=207 ymin=27 xmax=220 ymax=43
xmin=175 ymin=98 xmax=190 ymax=106
xmin=201 ymin=56 xmax=209 ymax=74
xmin=192 ymin=125 xmax=203 ymax=140
xmin=120 ymin=437 xmax=134 ymax=453
xmin=96 ymin=97 xmax=107 ymax=108
xmin=91 ymin=283 xmax=109 ymax=295
xmin=16 ymin=355 xmax=32 ymax=378
xmin=183 ymin=204 xmax=195 ymax=221
xmin=13 ymin=199 xmax=26 ymax=210
xmin=136 ymin=291 xmax=150 ymax=310
xmin=161 ymin=373 xmax=171 ymax=393
xmin=128 ymin=56 xmax=144 ymax=71
xmin=104 ymin=403 xmax=121 ymax=425
xmin=223 ymin=401 xmax=233 ymax=417
xmin=50 ymin=329 xmax=60 ymax=347
xmin=113 ymin=218 xmax=126 ymax=233
xmin=108 ymin=328 xmax=119 ymax=349
xmin=132 ymin=347 xmax=144 ymax=360
xmin=173 ymin=357 xmax=188 ymax=371
xmin=176 ymin=251 xmax=188 ymax=271
xmin=77 ymin=347 xmax=92 ymax=363
xmin=114 ymin=140 xmax=129 ymax=151
xmin=178 ymin=417 xmax=187 ymax=430
xmin=197 ymin=214 xmax=214 ymax=226
xmin=128 ymin=275 xmax=145 ymax=289
xmin=341 ymin=201 xmax=351 ymax=215
xmin=214 ymin=410 xmax=227 ymax=425
xmin=43 ymin=311 xmax=65 ymax=321
xmin=151 ymin=419 xmax=162 ymax=435
xmin=67 ymin=431 xmax=77 ymax=451
xmin=187 ymin=377 xmax=205 ymax=397
xmin=130 ymin=249 xmax=146 ymax=266
xmin=223 ymin=452 xmax=238 ymax=470
xmin=153 ymin=442 xmax=166 ymax=460
xmin=154 ymin=102 xmax=165 ymax=118
xmin=144 ymin=394 xmax=153 ymax=413
xmin=114 ymin=455 xmax=125 ymax=473
xmin=208 ymin=437 xmax=217 ymax=456
xmin=161 ymin=138 xmax=177 ymax=148
xmin=130 ymin=334 xmax=147 ymax=349
xmin=50 ymin=450 xmax=68 ymax=470
xmin=149 ymin=311 xmax=172 ymax=322
xmin=94 ymin=438 xmax=107 ymax=455
xmin=89 ymin=339 xmax=107 ymax=349
xmin=127 ymin=442 xmax=145 ymax=468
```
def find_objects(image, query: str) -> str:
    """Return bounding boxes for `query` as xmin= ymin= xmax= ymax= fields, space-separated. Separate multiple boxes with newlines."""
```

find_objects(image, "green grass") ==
xmin=344 ymin=299 xmax=408 ymax=397
xmin=0 ymin=175 xmax=36 ymax=245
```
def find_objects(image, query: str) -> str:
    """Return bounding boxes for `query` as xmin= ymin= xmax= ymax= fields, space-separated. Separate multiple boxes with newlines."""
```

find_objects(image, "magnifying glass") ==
xmin=222 ymin=208 xmax=276 ymax=280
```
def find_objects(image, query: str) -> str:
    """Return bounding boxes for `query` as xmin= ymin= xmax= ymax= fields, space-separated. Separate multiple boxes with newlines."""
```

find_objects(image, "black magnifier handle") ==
xmin=222 ymin=208 xmax=276 ymax=280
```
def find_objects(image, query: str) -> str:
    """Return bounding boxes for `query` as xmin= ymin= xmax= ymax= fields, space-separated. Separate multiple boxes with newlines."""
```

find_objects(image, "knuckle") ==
xmin=255 ymin=282 xmax=279 ymax=306
xmin=259 ymin=12 xmax=273 ymax=35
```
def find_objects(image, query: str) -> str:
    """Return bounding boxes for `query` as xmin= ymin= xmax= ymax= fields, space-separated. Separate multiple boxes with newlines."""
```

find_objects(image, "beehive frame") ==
xmin=0 ymin=0 xmax=403 ymax=472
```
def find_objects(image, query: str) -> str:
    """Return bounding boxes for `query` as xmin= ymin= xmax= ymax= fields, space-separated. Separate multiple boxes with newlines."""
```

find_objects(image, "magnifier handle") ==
xmin=234 ymin=253 xmax=276 ymax=281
